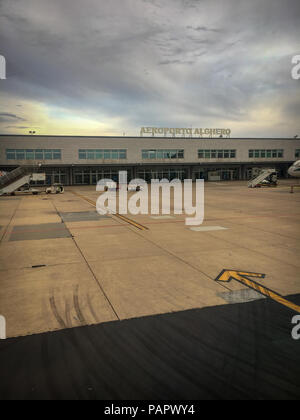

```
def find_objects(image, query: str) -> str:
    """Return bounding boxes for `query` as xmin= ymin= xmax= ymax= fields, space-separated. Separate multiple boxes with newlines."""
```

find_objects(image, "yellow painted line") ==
xmin=216 ymin=270 xmax=300 ymax=314
xmin=111 ymin=213 xmax=149 ymax=231
xmin=69 ymin=190 xmax=149 ymax=231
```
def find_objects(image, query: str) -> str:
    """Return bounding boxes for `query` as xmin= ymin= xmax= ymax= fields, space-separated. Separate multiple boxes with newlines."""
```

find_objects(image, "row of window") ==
xmin=198 ymin=150 xmax=236 ymax=159
xmin=5 ymin=148 xmax=299 ymax=161
xmin=142 ymin=149 xmax=184 ymax=159
xmin=6 ymin=149 xmax=62 ymax=160
xmin=249 ymin=149 xmax=284 ymax=158
xmin=78 ymin=149 xmax=127 ymax=160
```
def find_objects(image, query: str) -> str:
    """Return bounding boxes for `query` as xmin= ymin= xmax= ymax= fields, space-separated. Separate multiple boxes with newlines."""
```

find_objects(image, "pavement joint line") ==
xmin=117 ymin=221 xmax=232 ymax=293
xmin=220 ymin=217 xmax=300 ymax=242
xmin=204 ymin=227 xmax=300 ymax=272
xmin=0 ymin=198 xmax=22 ymax=244
xmin=66 ymin=193 xmax=231 ymax=292
xmin=49 ymin=196 xmax=121 ymax=322
xmin=205 ymin=203 xmax=300 ymax=240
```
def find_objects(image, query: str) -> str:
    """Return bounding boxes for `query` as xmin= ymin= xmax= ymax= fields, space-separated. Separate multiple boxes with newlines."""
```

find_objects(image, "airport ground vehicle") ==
xmin=46 ymin=183 xmax=64 ymax=194
xmin=248 ymin=168 xmax=278 ymax=188
xmin=0 ymin=166 xmax=46 ymax=196
xmin=0 ymin=166 xmax=65 ymax=196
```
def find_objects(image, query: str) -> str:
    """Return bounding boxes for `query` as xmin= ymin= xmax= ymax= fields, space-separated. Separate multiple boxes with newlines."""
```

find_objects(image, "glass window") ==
xmin=6 ymin=149 xmax=16 ymax=160
xmin=7 ymin=149 xmax=62 ymax=161
xmin=217 ymin=150 xmax=223 ymax=158
xmin=26 ymin=150 xmax=35 ymax=160
xmin=198 ymin=150 xmax=204 ymax=159
xmin=142 ymin=149 xmax=183 ymax=160
xmin=44 ymin=150 xmax=53 ymax=160
xmin=147 ymin=151 xmax=154 ymax=159
xmin=249 ymin=150 xmax=254 ymax=158
xmin=79 ymin=150 xmax=86 ymax=159
xmin=267 ymin=150 xmax=272 ymax=158
xmin=95 ymin=150 xmax=103 ymax=159
xmin=79 ymin=149 xmax=127 ymax=160
xmin=278 ymin=150 xmax=283 ymax=158
xmin=254 ymin=150 xmax=260 ymax=158
xmin=16 ymin=150 xmax=25 ymax=160
xmin=119 ymin=150 xmax=127 ymax=159
xmin=211 ymin=150 xmax=217 ymax=158
xmin=224 ymin=150 xmax=230 ymax=158
xmin=111 ymin=150 xmax=119 ymax=159
xmin=230 ymin=150 xmax=236 ymax=158
xmin=260 ymin=150 xmax=266 ymax=158
xmin=35 ymin=149 xmax=44 ymax=160
xmin=296 ymin=150 xmax=300 ymax=158
xmin=104 ymin=150 xmax=111 ymax=159
xmin=53 ymin=150 xmax=61 ymax=160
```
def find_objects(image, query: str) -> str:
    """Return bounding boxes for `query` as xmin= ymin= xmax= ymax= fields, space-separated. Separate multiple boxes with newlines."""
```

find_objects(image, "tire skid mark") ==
xmin=73 ymin=286 xmax=86 ymax=325
xmin=49 ymin=296 xmax=67 ymax=329
xmin=65 ymin=298 xmax=72 ymax=328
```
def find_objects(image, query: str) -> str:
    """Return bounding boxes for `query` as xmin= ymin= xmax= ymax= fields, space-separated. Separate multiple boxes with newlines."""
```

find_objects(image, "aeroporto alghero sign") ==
xmin=140 ymin=127 xmax=231 ymax=138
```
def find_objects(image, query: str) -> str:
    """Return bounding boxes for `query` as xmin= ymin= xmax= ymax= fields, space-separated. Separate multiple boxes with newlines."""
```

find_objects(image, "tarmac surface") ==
xmin=0 ymin=180 xmax=300 ymax=399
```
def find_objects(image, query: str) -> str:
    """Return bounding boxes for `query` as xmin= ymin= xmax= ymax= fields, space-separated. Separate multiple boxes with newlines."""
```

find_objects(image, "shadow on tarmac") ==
xmin=0 ymin=294 xmax=300 ymax=400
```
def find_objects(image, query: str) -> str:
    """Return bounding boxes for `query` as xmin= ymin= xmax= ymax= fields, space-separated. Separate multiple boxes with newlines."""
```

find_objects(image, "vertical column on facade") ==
xmin=242 ymin=165 xmax=247 ymax=180
xmin=132 ymin=166 xmax=137 ymax=180
xmin=69 ymin=167 xmax=73 ymax=186
xmin=239 ymin=165 xmax=242 ymax=181
xmin=190 ymin=166 xmax=194 ymax=181
xmin=185 ymin=166 xmax=191 ymax=180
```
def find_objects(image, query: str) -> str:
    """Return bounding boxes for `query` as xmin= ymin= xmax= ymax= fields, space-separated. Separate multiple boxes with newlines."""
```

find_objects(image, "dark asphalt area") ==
xmin=0 ymin=295 xmax=300 ymax=400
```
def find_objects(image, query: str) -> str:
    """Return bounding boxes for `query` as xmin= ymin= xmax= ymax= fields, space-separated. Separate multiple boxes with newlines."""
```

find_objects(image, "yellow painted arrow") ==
xmin=215 ymin=270 xmax=300 ymax=314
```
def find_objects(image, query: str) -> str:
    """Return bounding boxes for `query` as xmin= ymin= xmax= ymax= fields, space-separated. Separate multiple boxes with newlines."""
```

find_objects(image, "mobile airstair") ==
xmin=0 ymin=165 xmax=45 ymax=196
xmin=248 ymin=168 xmax=277 ymax=188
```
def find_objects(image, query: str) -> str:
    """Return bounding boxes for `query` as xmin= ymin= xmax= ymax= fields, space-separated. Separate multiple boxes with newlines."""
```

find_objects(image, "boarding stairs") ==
xmin=248 ymin=169 xmax=277 ymax=188
xmin=0 ymin=165 xmax=44 ymax=196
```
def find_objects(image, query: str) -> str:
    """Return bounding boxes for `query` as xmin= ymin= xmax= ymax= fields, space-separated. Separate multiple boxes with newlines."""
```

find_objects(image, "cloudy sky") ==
xmin=0 ymin=0 xmax=299 ymax=137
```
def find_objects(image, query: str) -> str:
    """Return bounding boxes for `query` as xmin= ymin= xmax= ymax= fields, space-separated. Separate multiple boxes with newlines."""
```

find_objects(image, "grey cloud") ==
xmin=159 ymin=59 xmax=195 ymax=65
xmin=5 ymin=126 xmax=31 ymax=129
xmin=186 ymin=25 xmax=221 ymax=33
xmin=0 ymin=0 xmax=299 ymax=136
xmin=0 ymin=113 xmax=26 ymax=123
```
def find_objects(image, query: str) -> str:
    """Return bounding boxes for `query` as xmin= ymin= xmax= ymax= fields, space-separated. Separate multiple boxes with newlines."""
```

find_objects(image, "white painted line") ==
xmin=151 ymin=216 xmax=175 ymax=220
xmin=189 ymin=226 xmax=228 ymax=232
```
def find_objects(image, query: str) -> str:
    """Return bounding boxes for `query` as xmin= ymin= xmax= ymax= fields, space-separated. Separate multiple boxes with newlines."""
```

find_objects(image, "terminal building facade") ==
xmin=0 ymin=134 xmax=299 ymax=185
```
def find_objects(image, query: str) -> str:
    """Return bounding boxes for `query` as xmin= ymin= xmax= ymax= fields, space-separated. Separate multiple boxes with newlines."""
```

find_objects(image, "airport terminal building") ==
xmin=0 ymin=134 xmax=300 ymax=185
